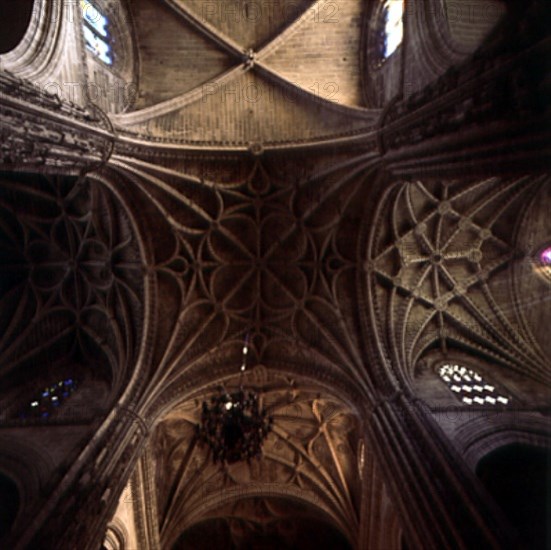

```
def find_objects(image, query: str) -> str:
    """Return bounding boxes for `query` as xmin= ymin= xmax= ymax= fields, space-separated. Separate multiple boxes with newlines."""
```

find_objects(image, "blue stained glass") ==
xmin=83 ymin=25 xmax=113 ymax=65
xmin=383 ymin=0 xmax=404 ymax=59
xmin=19 ymin=379 xmax=77 ymax=419
xmin=80 ymin=1 xmax=108 ymax=37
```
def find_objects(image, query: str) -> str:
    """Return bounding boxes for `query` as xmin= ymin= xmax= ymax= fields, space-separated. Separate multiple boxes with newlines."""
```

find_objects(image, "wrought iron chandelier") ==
xmin=196 ymin=334 xmax=273 ymax=464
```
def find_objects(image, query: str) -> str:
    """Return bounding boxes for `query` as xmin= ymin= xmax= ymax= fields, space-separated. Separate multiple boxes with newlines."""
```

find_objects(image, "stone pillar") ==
xmin=12 ymin=406 xmax=149 ymax=550
xmin=367 ymin=393 xmax=518 ymax=549
xmin=380 ymin=0 xmax=551 ymax=179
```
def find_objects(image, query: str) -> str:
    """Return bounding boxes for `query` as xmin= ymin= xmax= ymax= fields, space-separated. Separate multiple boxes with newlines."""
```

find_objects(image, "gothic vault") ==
xmin=0 ymin=1 xmax=550 ymax=549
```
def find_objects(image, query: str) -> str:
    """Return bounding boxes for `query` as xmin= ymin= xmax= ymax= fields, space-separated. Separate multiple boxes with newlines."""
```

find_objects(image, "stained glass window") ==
xmin=541 ymin=247 xmax=551 ymax=265
xmin=19 ymin=379 xmax=77 ymax=419
xmin=438 ymin=364 xmax=509 ymax=406
xmin=382 ymin=0 xmax=405 ymax=59
xmin=533 ymin=245 xmax=551 ymax=282
xmin=80 ymin=1 xmax=113 ymax=65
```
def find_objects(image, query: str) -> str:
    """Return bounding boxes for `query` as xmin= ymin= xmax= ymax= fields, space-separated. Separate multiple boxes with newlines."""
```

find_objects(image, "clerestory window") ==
xmin=80 ymin=0 xmax=113 ymax=65
xmin=19 ymin=379 xmax=78 ymax=419
xmin=540 ymin=247 xmax=551 ymax=264
xmin=381 ymin=0 xmax=405 ymax=59
xmin=438 ymin=364 xmax=509 ymax=406
xmin=536 ymin=245 xmax=551 ymax=282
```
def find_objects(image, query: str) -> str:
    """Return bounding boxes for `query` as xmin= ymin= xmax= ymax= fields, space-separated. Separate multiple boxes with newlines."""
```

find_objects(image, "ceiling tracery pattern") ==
xmin=0 ymin=173 xmax=144 ymax=398
xmin=107 ymin=152 xmax=380 ymax=406
xmin=0 ymin=1 xmax=549 ymax=548
xmin=513 ymin=181 xmax=551 ymax=363
xmin=151 ymin=368 xmax=360 ymax=548
xmin=367 ymin=176 xmax=551 ymax=386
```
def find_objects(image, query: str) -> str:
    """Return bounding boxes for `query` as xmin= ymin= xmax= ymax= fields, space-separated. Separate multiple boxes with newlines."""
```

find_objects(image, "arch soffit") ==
xmin=453 ymin=414 xmax=551 ymax=470
xmin=171 ymin=492 xmax=355 ymax=550
xmin=85 ymin=169 xmax=155 ymax=408
xmin=0 ymin=434 xmax=55 ymax=528
xmin=0 ymin=1 xmax=71 ymax=81
xmin=144 ymin=363 xmax=369 ymax=429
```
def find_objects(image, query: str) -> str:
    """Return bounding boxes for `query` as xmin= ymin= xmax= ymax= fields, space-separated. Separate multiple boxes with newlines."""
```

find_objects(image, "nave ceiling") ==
xmin=0 ymin=1 xmax=549 ymax=549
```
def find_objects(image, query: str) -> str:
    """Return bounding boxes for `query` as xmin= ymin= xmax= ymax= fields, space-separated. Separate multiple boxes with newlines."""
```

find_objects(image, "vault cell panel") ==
xmin=131 ymin=0 xmax=237 ymax=109
xmin=262 ymin=0 xmax=365 ymax=107
xmin=125 ymin=72 xmax=373 ymax=144
xmin=183 ymin=0 xmax=316 ymax=50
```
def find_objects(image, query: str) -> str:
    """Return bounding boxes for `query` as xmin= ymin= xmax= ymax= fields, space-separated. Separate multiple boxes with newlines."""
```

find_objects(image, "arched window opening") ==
xmin=18 ymin=379 xmax=77 ymax=420
xmin=0 ymin=0 xmax=34 ymax=54
xmin=0 ymin=473 xmax=19 ymax=540
xmin=476 ymin=444 xmax=551 ymax=550
xmin=541 ymin=247 xmax=551 ymax=265
xmin=535 ymin=244 xmax=551 ymax=282
xmin=380 ymin=0 xmax=405 ymax=61
xmin=364 ymin=0 xmax=406 ymax=107
xmin=438 ymin=364 xmax=510 ymax=406
xmin=78 ymin=0 xmax=137 ymax=113
xmin=80 ymin=1 xmax=113 ymax=66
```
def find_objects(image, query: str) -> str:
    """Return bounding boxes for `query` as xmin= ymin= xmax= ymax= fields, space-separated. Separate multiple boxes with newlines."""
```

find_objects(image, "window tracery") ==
xmin=19 ymin=379 xmax=77 ymax=419
xmin=438 ymin=364 xmax=509 ymax=406
xmin=80 ymin=1 xmax=113 ymax=65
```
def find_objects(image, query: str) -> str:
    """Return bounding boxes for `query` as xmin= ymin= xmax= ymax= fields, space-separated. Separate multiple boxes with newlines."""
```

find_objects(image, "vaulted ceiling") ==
xmin=114 ymin=0 xmax=376 ymax=146
xmin=0 ymin=1 xmax=549 ymax=549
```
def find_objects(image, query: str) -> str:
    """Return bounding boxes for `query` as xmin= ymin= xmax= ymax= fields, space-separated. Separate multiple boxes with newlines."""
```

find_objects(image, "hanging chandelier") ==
xmin=196 ymin=335 xmax=273 ymax=464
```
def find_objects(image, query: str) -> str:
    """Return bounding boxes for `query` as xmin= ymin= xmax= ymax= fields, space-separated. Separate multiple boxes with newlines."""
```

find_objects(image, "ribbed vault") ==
xmin=0 ymin=172 xmax=145 ymax=410
xmin=151 ymin=367 xmax=361 ymax=548
xmin=0 ymin=1 xmax=550 ymax=549
xmin=366 ymin=176 xmax=551 ymax=387
xmin=114 ymin=0 xmax=380 ymax=145
xmin=101 ymin=151 xmax=381 ymax=414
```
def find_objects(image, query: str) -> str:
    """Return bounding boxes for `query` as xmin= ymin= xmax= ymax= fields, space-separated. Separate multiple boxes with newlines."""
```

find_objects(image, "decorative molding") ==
xmin=0 ymin=72 xmax=114 ymax=173
xmin=380 ymin=5 xmax=551 ymax=176
xmin=131 ymin=448 xmax=161 ymax=550
xmin=453 ymin=414 xmax=551 ymax=469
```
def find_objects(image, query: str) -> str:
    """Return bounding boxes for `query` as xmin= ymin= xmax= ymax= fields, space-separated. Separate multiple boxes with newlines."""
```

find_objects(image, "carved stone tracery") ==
xmin=0 ymin=172 xmax=145 ymax=413
xmin=368 ymin=177 xmax=551 ymax=387
xmin=151 ymin=368 xmax=361 ymax=548
xmin=0 ymin=1 xmax=550 ymax=549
